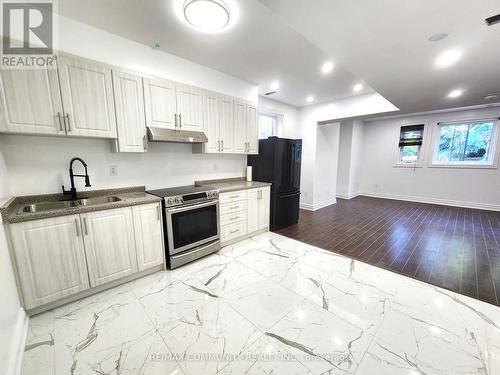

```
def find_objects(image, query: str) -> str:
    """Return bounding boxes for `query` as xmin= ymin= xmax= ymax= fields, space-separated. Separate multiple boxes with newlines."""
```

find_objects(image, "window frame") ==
xmin=429 ymin=118 xmax=500 ymax=169
xmin=393 ymin=123 xmax=428 ymax=168
xmin=258 ymin=110 xmax=283 ymax=139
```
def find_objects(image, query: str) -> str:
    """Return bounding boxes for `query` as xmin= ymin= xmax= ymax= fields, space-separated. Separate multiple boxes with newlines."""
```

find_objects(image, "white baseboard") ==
xmin=300 ymin=197 xmax=337 ymax=211
xmin=5 ymin=308 xmax=28 ymax=375
xmin=360 ymin=191 xmax=500 ymax=211
xmin=336 ymin=192 xmax=361 ymax=200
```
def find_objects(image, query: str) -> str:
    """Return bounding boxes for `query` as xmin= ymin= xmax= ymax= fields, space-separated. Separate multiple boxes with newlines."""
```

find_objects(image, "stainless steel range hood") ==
xmin=147 ymin=127 xmax=208 ymax=143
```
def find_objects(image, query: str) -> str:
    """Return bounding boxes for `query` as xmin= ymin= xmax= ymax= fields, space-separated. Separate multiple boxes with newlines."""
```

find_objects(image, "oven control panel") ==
xmin=164 ymin=190 xmax=219 ymax=207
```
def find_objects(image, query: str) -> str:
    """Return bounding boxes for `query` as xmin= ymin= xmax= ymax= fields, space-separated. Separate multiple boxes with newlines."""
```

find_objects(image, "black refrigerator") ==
xmin=247 ymin=136 xmax=302 ymax=231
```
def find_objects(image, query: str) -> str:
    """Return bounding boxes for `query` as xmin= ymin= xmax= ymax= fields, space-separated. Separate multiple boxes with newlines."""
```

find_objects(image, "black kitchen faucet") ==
xmin=62 ymin=157 xmax=91 ymax=200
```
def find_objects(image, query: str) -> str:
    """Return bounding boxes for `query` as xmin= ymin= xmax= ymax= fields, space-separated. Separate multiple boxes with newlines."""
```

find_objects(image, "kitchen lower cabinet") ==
xmin=247 ymin=187 xmax=271 ymax=233
xmin=8 ymin=202 xmax=165 ymax=313
xmin=81 ymin=207 xmax=138 ymax=287
xmin=9 ymin=215 xmax=90 ymax=310
xmin=133 ymin=203 xmax=165 ymax=270
xmin=219 ymin=186 xmax=271 ymax=245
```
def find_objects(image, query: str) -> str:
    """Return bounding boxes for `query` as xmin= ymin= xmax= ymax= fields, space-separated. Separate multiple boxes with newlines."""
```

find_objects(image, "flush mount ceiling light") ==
xmin=435 ymin=49 xmax=462 ymax=68
xmin=428 ymin=33 xmax=449 ymax=42
xmin=306 ymin=96 xmax=314 ymax=103
xmin=448 ymin=89 xmax=463 ymax=98
xmin=182 ymin=0 xmax=231 ymax=32
xmin=321 ymin=61 xmax=334 ymax=74
xmin=353 ymin=83 xmax=363 ymax=92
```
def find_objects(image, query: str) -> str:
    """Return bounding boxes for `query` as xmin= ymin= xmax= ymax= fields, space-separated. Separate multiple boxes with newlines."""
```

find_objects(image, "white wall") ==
xmin=348 ymin=120 xmax=364 ymax=197
xmin=360 ymin=106 xmax=500 ymax=210
xmin=0 ymin=147 xmax=25 ymax=375
xmin=1 ymin=135 xmax=246 ymax=196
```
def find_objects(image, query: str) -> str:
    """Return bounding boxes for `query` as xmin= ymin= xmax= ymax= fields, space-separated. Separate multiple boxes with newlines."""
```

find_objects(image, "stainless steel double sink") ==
xmin=18 ymin=196 xmax=122 ymax=213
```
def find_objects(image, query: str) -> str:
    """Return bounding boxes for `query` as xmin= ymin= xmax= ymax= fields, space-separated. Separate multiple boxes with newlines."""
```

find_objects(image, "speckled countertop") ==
xmin=195 ymin=177 xmax=272 ymax=193
xmin=0 ymin=186 xmax=162 ymax=223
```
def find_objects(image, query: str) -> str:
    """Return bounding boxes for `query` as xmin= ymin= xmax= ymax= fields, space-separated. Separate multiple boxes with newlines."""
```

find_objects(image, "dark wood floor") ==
xmin=275 ymin=196 xmax=500 ymax=306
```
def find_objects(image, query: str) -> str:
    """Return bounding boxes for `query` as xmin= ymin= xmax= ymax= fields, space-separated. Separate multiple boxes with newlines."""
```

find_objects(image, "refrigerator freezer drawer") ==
xmin=273 ymin=191 xmax=300 ymax=231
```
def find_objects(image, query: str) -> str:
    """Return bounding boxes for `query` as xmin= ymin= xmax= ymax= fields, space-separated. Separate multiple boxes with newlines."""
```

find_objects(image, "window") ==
xmin=432 ymin=119 xmax=499 ymax=167
xmin=398 ymin=124 xmax=425 ymax=164
xmin=259 ymin=113 xmax=281 ymax=139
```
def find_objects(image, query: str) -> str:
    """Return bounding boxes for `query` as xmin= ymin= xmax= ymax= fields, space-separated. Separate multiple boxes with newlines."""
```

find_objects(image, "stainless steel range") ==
xmin=147 ymin=185 xmax=220 ymax=269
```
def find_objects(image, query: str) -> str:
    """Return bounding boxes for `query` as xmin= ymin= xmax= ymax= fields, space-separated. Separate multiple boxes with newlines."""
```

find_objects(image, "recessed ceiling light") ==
xmin=428 ymin=33 xmax=449 ymax=42
xmin=484 ymin=93 xmax=500 ymax=101
xmin=448 ymin=89 xmax=463 ymax=98
xmin=353 ymin=83 xmax=363 ymax=92
xmin=270 ymin=81 xmax=279 ymax=91
xmin=435 ymin=49 xmax=462 ymax=68
xmin=182 ymin=0 xmax=231 ymax=32
xmin=306 ymin=96 xmax=314 ymax=103
xmin=321 ymin=61 xmax=334 ymax=74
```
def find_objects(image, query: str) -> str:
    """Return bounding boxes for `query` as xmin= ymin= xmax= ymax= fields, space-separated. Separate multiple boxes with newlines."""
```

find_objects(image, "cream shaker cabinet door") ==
xmin=246 ymin=104 xmax=259 ymax=154
xmin=233 ymin=100 xmax=247 ymax=154
xmin=219 ymin=95 xmax=234 ymax=153
xmin=258 ymin=187 xmax=271 ymax=230
xmin=0 ymin=68 xmax=65 ymax=135
xmin=203 ymin=91 xmax=221 ymax=153
xmin=133 ymin=203 xmax=164 ymax=270
xmin=9 ymin=215 xmax=90 ymax=310
xmin=58 ymin=55 xmax=117 ymax=138
xmin=81 ymin=207 xmax=138 ymax=287
xmin=246 ymin=188 xmax=259 ymax=234
xmin=175 ymin=84 xmax=204 ymax=132
xmin=112 ymin=70 xmax=147 ymax=152
xmin=143 ymin=77 xmax=177 ymax=130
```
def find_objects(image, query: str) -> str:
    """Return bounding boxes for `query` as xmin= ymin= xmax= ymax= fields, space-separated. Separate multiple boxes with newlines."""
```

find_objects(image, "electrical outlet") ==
xmin=110 ymin=165 xmax=118 ymax=176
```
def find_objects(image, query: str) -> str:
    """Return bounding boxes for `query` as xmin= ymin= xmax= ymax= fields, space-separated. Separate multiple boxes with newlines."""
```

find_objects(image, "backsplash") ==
xmin=0 ymin=134 xmax=246 ymax=196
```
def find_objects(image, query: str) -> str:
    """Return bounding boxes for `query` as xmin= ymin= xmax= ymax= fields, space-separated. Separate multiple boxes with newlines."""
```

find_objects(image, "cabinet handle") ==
xmin=230 ymin=205 xmax=239 ymax=209
xmin=218 ymin=140 xmax=221 ymax=152
xmin=230 ymin=216 xmax=240 ymax=221
xmin=84 ymin=217 xmax=89 ymax=235
xmin=221 ymin=140 xmax=224 ymax=151
xmin=174 ymin=114 xmax=178 ymax=128
xmin=143 ymin=134 xmax=147 ymax=150
xmin=179 ymin=114 xmax=182 ymax=128
xmin=75 ymin=219 xmax=80 ymax=237
xmin=157 ymin=205 xmax=161 ymax=221
xmin=64 ymin=113 xmax=71 ymax=131
xmin=57 ymin=112 xmax=63 ymax=132
xmin=230 ymin=229 xmax=239 ymax=234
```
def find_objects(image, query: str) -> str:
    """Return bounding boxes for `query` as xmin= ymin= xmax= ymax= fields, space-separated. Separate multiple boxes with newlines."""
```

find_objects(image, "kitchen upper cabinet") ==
xmin=58 ymin=55 xmax=117 ymax=138
xmin=143 ymin=77 xmax=177 ymax=130
xmin=202 ymin=91 xmax=220 ymax=153
xmin=233 ymin=100 xmax=247 ymax=153
xmin=0 ymin=68 xmax=65 ymax=135
xmin=9 ymin=215 xmax=90 ymax=310
xmin=246 ymin=187 xmax=271 ymax=234
xmin=112 ymin=70 xmax=147 ymax=152
xmin=133 ymin=203 xmax=164 ymax=271
xmin=175 ymin=84 xmax=204 ymax=131
xmin=246 ymin=104 xmax=259 ymax=154
xmin=81 ymin=207 xmax=138 ymax=287
xmin=219 ymin=95 xmax=235 ymax=153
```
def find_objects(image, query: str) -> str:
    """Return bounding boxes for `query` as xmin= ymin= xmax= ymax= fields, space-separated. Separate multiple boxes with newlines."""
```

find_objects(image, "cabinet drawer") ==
xmin=220 ymin=200 xmax=247 ymax=215
xmin=221 ymin=220 xmax=247 ymax=243
xmin=220 ymin=211 xmax=246 ymax=226
xmin=220 ymin=190 xmax=247 ymax=204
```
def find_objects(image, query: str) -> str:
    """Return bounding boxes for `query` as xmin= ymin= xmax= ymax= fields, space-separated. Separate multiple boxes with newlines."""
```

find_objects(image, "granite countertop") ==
xmin=195 ymin=177 xmax=272 ymax=193
xmin=0 ymin=186 xmax=162 ymax=223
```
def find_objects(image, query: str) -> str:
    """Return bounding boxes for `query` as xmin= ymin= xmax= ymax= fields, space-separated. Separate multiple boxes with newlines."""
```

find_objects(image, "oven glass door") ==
xmin=167 ymin=201 xmax=219 ymax=255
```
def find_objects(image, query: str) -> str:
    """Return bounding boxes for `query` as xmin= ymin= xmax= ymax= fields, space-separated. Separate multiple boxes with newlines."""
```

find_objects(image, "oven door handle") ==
xmin=166 ymin=200 xmax=218 ymax=214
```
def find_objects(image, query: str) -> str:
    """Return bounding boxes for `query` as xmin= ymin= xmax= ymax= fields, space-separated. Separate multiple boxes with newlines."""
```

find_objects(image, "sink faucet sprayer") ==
xmin=62 ymin=157 xmax=91 ymax=200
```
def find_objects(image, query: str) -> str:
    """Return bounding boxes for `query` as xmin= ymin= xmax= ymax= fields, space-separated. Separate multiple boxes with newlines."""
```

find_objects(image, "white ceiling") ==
xmin=260 ymin=0 xmax=500 ymax=113
xmin=57 ymin=0 xmax=374 ymax=108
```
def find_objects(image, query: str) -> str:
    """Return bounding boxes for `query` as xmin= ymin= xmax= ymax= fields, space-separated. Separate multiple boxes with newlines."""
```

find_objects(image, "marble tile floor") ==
xmin=21 ymin=232 xmax=500 ymax=375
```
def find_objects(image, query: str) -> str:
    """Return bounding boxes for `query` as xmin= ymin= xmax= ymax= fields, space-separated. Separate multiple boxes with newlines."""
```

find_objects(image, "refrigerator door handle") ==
xmin=279 ymin=191 xmax=301 ymax=199
xmin=290 ymin=142 xmax=295 ymax=186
